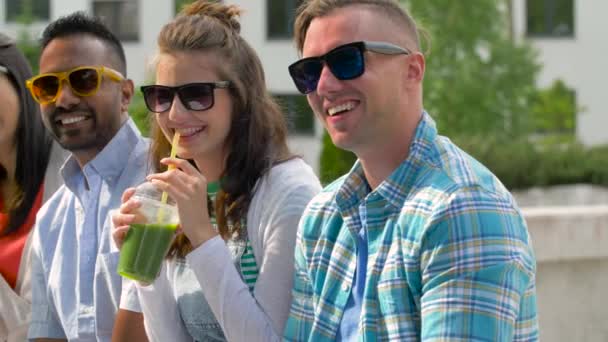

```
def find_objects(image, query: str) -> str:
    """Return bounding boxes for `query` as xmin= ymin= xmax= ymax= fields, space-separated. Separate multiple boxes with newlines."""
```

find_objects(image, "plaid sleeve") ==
xmin=419 ymin=188 xmax=538 ymax=341
xmin=284 ymin=229 xmax=315 ymax=342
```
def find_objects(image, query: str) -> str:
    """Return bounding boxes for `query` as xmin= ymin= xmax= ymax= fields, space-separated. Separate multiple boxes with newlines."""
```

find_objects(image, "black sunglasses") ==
xmin=140 ymin=81 xmax=230 ymax=113
xmin=288 ymin=41 xmax=410 ymax=94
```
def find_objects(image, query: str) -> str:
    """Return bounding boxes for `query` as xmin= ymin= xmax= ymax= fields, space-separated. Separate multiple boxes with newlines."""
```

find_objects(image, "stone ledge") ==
xmin=522 ymin=205 xmax=608 ymax=262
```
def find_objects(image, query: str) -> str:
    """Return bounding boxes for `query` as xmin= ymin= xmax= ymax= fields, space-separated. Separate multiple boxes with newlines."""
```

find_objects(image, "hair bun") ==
xmin=181 ymin=1 xmax=242 ymax=34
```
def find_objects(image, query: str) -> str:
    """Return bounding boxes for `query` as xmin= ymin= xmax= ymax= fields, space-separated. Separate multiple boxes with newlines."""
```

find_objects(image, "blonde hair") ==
xmin=151 ymin=1 xmax=293 ymax=258
xmin=294 ymin=0 xmax=421 ymax=53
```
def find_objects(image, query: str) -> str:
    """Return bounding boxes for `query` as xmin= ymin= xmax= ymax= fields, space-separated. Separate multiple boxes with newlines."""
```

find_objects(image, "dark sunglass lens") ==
xmin=178 ymin=84 xmax=213 ymax=111
xmin=290 ymin=59 xmax=322 ymax=94
xmin=143 ymin=87 xmax=173 ymax=113
xmin=69 ymin=68 xmax=100 ymax=94
xmin=33 ymin=76 xmax=60 ymax=101
xmin=327 ymin=46 xmax=364 ymax=80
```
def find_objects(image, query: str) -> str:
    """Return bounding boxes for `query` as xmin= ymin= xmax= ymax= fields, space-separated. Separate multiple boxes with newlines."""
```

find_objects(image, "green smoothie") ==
xmin=118 ymin=223 xmax=178 ymax=284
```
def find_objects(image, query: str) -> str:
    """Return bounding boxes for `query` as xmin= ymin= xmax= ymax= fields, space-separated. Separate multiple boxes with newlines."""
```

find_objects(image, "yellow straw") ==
xmin=157 ymin=133 xmax=180 ymax=222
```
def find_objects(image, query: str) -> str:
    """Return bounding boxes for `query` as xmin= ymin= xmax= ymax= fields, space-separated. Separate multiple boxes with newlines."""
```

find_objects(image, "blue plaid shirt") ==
xmin=284 ymin=112 xmax=538 ymax=341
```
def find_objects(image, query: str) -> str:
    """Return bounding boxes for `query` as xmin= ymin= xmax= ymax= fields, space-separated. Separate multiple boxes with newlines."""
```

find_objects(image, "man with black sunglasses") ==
xmin=284 ymin=0 xmax=538 ymax=341
xmin=26 ymin=12 xmax=149 ymax=342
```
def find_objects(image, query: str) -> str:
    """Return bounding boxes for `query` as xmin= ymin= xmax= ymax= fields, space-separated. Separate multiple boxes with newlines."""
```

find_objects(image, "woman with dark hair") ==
xmin=111 ymin=1 xmax=321 ymax=341
xmin=0 ymin=34 xmax=67 ymax=341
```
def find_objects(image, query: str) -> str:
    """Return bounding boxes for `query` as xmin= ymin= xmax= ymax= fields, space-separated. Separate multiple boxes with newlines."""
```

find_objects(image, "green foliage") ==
xmin=586 ymin=146 xmax=608 ymax=185
xmin=526 ymin=0 xmax=574 ymax=37
xmin=11 ymin=0 xmax=41 ymax=74
xmin=404 ymin=0 xmax=540 ymax=138
xmin=530 ymin=79 xmax=577 ymax=134
xmin=454 ymin=135 xmax=540 ymax=189
xmin=320 ymin=129 xmax=608 ymax=189
xmin=319 ymin=132 xmax=356 ymax=185
xmin=7 ymin=0 xmax=49 ymax=23
xmin=174 ymin=0 xmax=192 ymax=14
xmin=129 ymin=89 xmax=151 ymax=137
xmin=15 ymin=30 xmax=41 ymax=74
xmin=455 ymin=136 xmax=608 ymax=189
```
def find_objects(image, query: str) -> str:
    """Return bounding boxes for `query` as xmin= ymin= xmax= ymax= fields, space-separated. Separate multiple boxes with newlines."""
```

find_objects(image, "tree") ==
xmin=404 ymin=0 xmax=540 ymax=139
xmin=319 ymin=0 xmax=541 ymax=183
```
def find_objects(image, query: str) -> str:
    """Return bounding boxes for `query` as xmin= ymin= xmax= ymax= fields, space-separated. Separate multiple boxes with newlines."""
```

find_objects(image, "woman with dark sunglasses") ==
xmin=111 ymin=1 xmax=321 ymax=341
xmin=0 ymin=34 xmax=67 ymax=342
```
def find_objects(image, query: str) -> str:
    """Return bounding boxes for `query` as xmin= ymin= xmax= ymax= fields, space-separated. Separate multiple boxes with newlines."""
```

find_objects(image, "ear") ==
xmin=120 ymin=79 xmax=135 ymax=113
xmin=406 ymin=52 xmax=425 ymax=84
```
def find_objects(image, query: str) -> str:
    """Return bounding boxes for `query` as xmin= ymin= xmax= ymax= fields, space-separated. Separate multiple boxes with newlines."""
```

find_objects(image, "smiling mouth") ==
xmin=327 ymin=102 xmax=356 ymax=116
xmin=176 ymin=127 xmax=204 ymax=138
xmin=54 ymin=115 xmax=91 ymax=127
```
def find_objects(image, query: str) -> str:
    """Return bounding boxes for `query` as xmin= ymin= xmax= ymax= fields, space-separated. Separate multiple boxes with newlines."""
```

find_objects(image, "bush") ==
xmin=585 ymin=145 xmax=608 ymax=185
xmin=454 ymin=136 xmax=541 ymax=189
xmin=129 ymin=89 xmax=151 ymax=137
xmin=319 ymin=132 xmax=356 ymax=185
xmin=16 ymin=30 xmax=40 ymax=74
xmin=455 ymin=136 xmax=608 ymax=189
xmin=319 ymin=132 xmax=608 ymax=190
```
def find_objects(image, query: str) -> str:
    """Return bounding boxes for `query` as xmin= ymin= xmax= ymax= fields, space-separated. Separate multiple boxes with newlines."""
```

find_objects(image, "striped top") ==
xmin=284 ymin=112 xmax=538 ymax=341
xmin=207 ymin=181 xmax=258 ymax=291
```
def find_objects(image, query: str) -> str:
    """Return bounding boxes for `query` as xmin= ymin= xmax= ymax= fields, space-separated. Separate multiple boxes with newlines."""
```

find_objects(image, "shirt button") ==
xmin=342 ymin=284 xmax=350 ymax=292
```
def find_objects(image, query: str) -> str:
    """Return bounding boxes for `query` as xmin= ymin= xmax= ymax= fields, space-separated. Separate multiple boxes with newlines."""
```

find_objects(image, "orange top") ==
xmin=0 ymin=185 xmax=43 ymax=289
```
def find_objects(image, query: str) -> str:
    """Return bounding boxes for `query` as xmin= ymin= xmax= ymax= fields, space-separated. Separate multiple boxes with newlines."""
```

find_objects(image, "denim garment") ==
xmin=173 ymin=230 xmax=252 ymax=341
xmin=28 ymin=119 xmax=149 ymax=341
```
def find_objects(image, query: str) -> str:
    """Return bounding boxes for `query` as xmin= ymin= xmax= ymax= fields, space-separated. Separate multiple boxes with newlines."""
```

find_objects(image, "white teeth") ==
xmin=61 ymin=116 xmax=86 ymax=125
xmin=328 ymin=102 xmax=356 ymax=116
xmin=177 ymin=127 xmax=203 ymax=136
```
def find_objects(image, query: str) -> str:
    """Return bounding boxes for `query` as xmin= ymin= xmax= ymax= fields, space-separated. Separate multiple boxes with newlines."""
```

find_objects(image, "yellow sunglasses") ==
xmin=26 ymin=65 xmax=124 ymax=104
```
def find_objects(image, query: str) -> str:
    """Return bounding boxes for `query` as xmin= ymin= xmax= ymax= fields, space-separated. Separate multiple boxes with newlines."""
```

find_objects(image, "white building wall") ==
xmin=513 ymin=0 xmax=608 ymax=146
xmin=0 ymin=0 xmax=170 ymax=85
xmin=0 ymin=0 xmax=323 ymax=173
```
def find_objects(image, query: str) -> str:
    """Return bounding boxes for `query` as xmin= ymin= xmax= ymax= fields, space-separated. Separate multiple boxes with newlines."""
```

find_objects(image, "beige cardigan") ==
xmin=0 ymin=143 xmax=68 ymax=342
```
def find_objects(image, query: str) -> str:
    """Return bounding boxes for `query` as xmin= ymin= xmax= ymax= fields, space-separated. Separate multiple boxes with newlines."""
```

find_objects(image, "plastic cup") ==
xmin=117 ymin=182 xmax=179 ymax=284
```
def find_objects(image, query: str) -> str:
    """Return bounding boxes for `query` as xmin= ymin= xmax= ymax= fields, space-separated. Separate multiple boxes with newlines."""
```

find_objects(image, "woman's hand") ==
xmin=147 ymin=158 xmax=218 ymax=249
xmin=111 ymin=187 xmax=139 ymax=249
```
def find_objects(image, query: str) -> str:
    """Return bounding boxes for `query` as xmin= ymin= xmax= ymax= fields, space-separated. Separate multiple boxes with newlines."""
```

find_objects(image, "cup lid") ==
xmin=133 ymin=182 xmax=176 ymax=205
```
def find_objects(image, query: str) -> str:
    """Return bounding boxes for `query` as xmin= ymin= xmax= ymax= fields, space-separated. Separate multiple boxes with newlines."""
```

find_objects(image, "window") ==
xmin=93 ymin=0 xmax=139 ymax=41
xmin=526 ymin=0 xmax=574 ymax=37
xmin=267 ymin=0 xmax=302 ymax=39
xmin=6 ymin=0 xmax=50 ymax=22
xmin=274 ymin=94 xmax=314 ymax=135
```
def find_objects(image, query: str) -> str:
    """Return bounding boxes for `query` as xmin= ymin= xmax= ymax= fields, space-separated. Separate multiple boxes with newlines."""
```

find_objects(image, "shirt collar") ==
xmin=61 ymin=118 xmax=144 ymax=184
xmin=336 ymin=111 xmax=439 ymax=211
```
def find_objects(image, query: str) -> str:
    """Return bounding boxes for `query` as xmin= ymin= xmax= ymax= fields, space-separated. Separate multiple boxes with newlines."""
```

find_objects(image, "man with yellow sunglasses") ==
xmin=26 ymin=12 xmax=149 ymax=342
